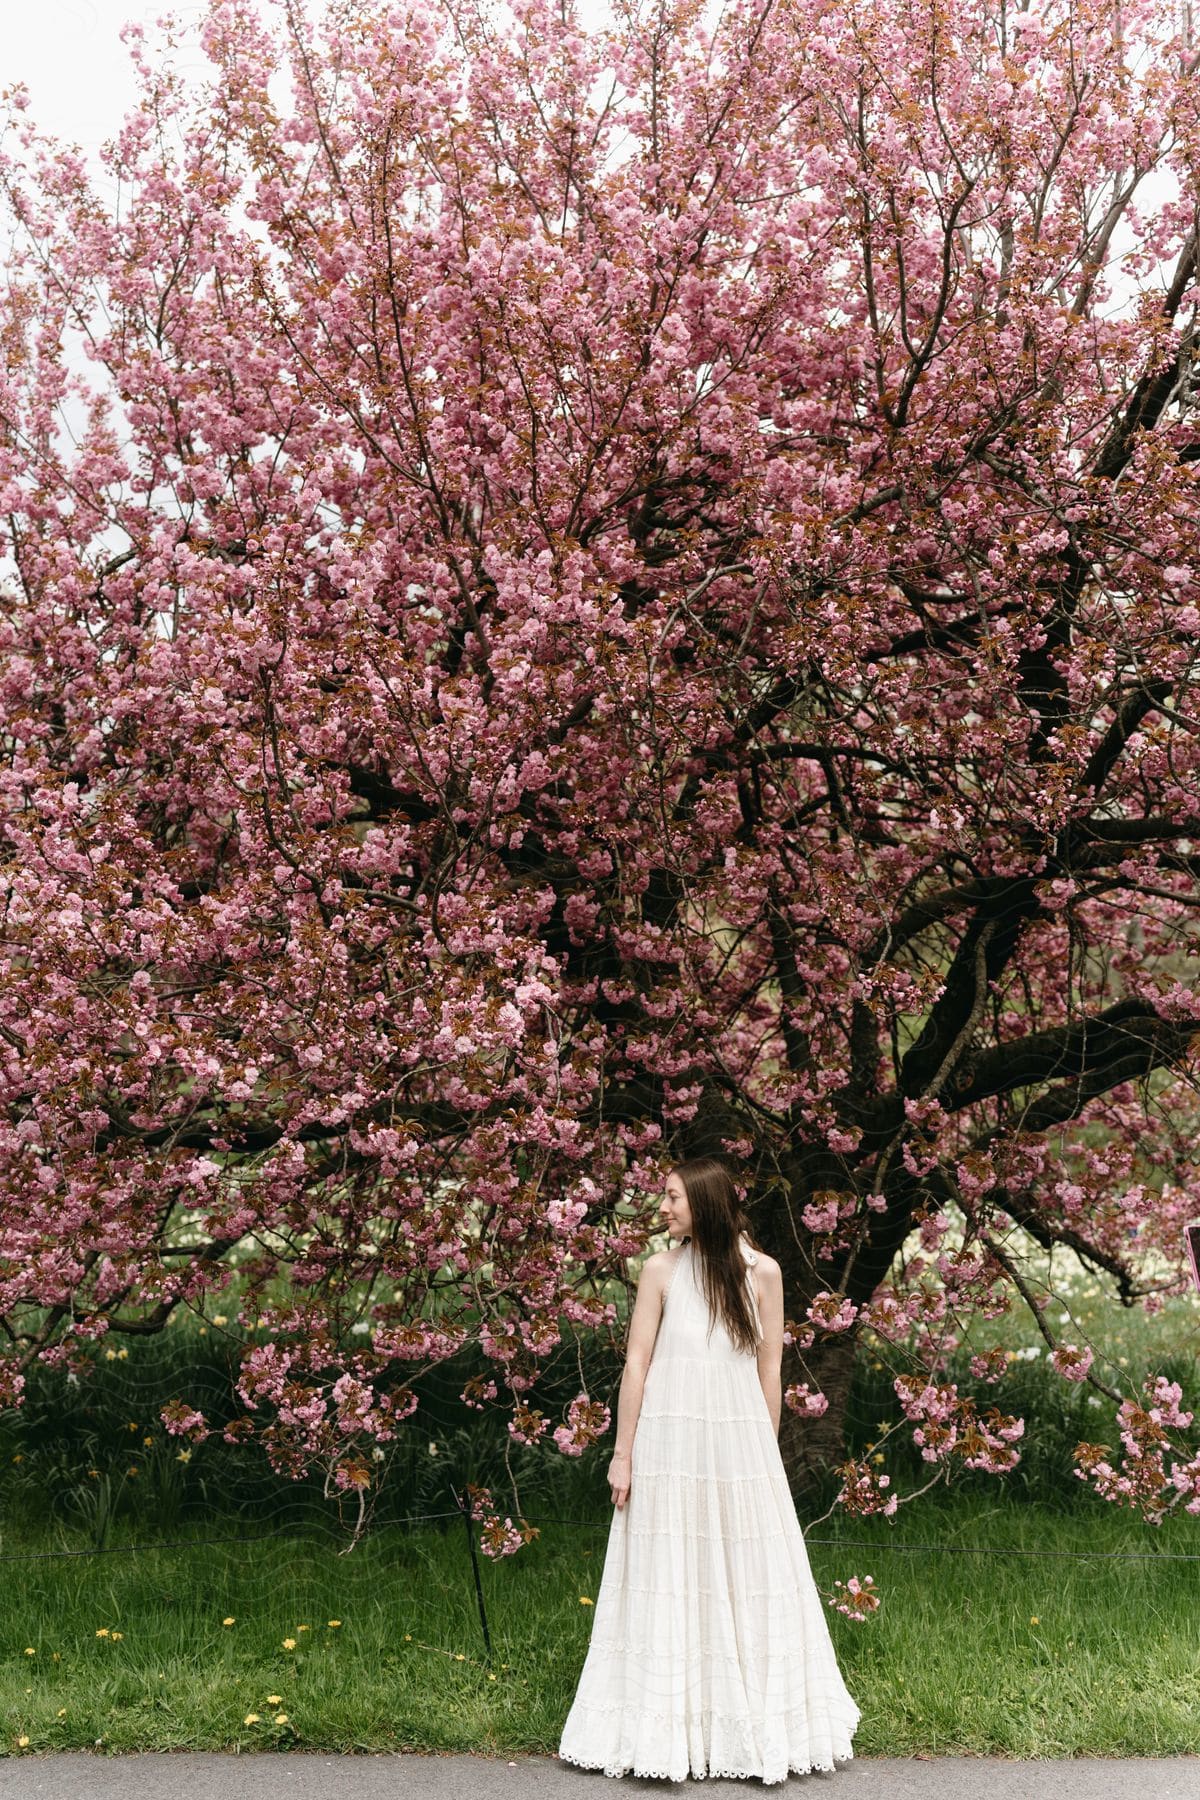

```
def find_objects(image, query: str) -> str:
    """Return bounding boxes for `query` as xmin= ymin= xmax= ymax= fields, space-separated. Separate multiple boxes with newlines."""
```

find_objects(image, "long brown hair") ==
xmin=668 ymin=1156 xmax=762 ymax=1354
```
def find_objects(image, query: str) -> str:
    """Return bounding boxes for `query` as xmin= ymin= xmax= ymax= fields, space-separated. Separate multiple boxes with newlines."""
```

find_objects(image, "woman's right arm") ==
xmin=607 ymin=1253 xmax=668 ymax=1510
xmin=754 ymin=1259 xmax=785 ymax=1437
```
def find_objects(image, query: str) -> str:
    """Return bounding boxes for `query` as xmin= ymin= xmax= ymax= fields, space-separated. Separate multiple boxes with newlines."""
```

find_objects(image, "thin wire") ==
xmin=802 ymin=1537 xmax=1200 ymax=1562
xmin=0 ymin=1526 xmax=304 ymax=1563
xmin=0 ymin=1512 xmax=465 ymax=1562
xmin=4 ymin=1507 xmax=1200 ymax=1562
xmin=527 ymin=1512 xmax=1200 ymax=1560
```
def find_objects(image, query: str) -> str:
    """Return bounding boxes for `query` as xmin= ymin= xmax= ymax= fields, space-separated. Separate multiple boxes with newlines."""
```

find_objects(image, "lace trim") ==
xmin=575 ymin=1636 xmax=858 ymax=1674
xmin=616 ymin=1538 xmax=801 ymax=1561
xmin=640 ymin=1386 xmax=763 ymax=1405
xmin=579 ymin=1658 xmax=859 ymax=1691
xmin=583 ymin=1631 xmax=850 ymax=1658
xmin=644 ymin=1351 xmax=765 ymax=1373
xmin=556 ymin=1744 xmax=854 ymax=1784
xmin=560 ymin=1676 xmax=861 ymax=1783
xmin=565 ymin=1695 xmax=860 ymax=1721
xmin=638 ymin=1423 xmax=771 ymax=1438
xmin=640 ymin=1388 xmax=771 ymax=1405
xmin=595 ymin=1573 xmax=808 ymax=1597
xmin=620 ymin=1502 xmax=799 ymax=1525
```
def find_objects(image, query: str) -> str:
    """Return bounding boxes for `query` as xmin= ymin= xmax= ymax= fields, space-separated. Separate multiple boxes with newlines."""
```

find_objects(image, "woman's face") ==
xmin=661 ymin=1172 xmax=693 ymax=1241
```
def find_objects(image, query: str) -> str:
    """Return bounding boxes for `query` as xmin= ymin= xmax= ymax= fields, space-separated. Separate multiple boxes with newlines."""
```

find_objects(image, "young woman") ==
xmin=557 ymin=1155 xmax=861 ymax=1783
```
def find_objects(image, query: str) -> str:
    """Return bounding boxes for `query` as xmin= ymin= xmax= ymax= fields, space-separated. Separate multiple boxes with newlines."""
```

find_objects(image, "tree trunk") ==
xmin=746 ymin=1164 xmax=865 ymax=1499
xmin=776 ymin=1330 xmax=859 ymax=1498
xmin=676 ymin=1111 xmax=870 ymax=1496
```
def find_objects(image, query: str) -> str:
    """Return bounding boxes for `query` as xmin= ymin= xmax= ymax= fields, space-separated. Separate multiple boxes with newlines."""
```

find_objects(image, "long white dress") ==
xmin=558 ymin=1234 xmax=861 ymax=1783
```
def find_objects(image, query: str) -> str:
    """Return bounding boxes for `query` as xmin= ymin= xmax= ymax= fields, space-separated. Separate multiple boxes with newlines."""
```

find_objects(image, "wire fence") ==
xmin=7 ymin=1493 xmax=1200 ymax=1561
xmin=5 ymin=1319 xmax=1199 ymax=1672
xmin=5 ymin=1476 xmax=1198 ymax=1667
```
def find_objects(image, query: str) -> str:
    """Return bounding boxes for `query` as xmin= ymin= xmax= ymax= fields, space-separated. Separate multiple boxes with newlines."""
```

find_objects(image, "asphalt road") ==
xmin=0 ymin=1754 xmax=1197 ymax=1798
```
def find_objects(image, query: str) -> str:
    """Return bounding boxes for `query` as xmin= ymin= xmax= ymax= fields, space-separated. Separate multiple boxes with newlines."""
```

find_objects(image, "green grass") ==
xmin=2 ymin=1236 xmax=1199 ymax=1757
xmin=3 ymin=1492 xmax=1200 ymax=1758
xmin=816 ymin=1493 xmax=1200 ymax=1756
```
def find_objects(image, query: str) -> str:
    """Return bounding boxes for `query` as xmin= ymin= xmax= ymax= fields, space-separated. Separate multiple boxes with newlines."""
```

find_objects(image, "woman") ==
xmin=558 ymin=1155 xmax=861 ymax=1783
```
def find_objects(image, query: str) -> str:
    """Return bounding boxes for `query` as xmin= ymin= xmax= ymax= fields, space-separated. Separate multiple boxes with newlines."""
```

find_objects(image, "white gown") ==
xmin=558 ymin=1234 xmax=861 ymax=1783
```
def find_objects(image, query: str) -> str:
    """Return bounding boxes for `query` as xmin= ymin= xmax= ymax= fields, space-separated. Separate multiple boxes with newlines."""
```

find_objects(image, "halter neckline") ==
xmin=679 ymin=1232 xmax=755 ymax=1258
xmin=674 ymin=1234 xmax=762 ymax=1343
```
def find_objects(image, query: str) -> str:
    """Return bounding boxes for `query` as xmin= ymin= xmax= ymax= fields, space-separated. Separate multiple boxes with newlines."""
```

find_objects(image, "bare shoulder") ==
xmin=640 ymin=1246 xmax=677 ymax=1281
xmin=633 ymin=1248 xmax=672 ymax=1310
xmin=750 ymin=1248 xmax=782 ymax=1285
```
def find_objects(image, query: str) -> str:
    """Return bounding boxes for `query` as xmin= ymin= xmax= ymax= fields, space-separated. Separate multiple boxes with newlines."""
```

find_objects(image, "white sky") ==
xmin=4 ymin=3 xmax=213 ymax=167
xmin=1 ymin=1 xmax=1174 ymax=310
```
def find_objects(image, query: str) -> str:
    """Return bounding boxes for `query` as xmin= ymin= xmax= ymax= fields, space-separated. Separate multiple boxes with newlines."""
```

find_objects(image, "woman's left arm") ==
xmin=754 ymin=1259 xmax=785 ymax=1437
xmin=607 ymin=1253 xmax=669 ymax=1508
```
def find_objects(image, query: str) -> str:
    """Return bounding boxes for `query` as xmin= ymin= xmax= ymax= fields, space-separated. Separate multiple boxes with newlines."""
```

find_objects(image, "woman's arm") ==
xmin=607 ymin=1252 xmax=669 ymax=1509
xmin=754 ymin=1258 xmax=785 ymax=1437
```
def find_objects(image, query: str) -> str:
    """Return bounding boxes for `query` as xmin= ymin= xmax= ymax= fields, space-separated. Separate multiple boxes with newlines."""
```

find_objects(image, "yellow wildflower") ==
xmin=17 ymin=1736 xmax=29 ymax=1748
xmin=213 ymin=1315 xmax=228 ymax=1327
xmin=273 ymin=1713 xmax=288 ymax=1725
xmin=1030 ymin=1616 xmax=1040 ymax=1626
xmin=266 ymin=1695 xmax=282 ymax=1706
xmin=327 ymin=1619 xmax=342 ymax=1628
xmin=282 ymin=1638 xmax=297 ymax=1650
xmin=111 ymin=1632 xmax=124 ymax=1642
xmin=24 ymin=1647 xmax=35 ymax=1656
xmin=579 ymin=1596 xmax=593 ymax=1606
xmin=143 ymin=1436 xmax=154 ymax=1448
xmin=57 ymin=1709 xmax=66 ymax=1718
xmin=222 ymin=1617 xmax=235 ymax=1627
xmin=96 ymin=1629 xmax=110 ymax=1638
xmin=297 ymin=1623 xmax=311 ymax=1632
xmin=244 ymin=1714 xmax=260 ymax=1726
xmin=177 ymin=1450 xmax=192 ymax=1464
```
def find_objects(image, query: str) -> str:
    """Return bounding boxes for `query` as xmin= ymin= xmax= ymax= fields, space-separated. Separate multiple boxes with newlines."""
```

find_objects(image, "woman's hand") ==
xmin=608 ymin=1450 xmax=631 ymax=1510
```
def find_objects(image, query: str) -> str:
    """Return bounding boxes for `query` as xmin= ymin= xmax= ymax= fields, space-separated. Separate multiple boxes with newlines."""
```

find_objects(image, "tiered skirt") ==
xmin=557 ymin=1351 xmax=861 ymax=1783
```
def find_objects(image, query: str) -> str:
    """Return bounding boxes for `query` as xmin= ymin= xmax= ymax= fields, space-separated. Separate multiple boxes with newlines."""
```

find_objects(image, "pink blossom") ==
xmin=1051 ymin=1343 xmax=1095 ymax=1382
xmin=784 ymin=1383 xmax=830 ymax=1418
xmin=827 ymin=1574 xmax=881 ymax=1621
xmin=0 ymin=0 xmax=1195 ymax=1549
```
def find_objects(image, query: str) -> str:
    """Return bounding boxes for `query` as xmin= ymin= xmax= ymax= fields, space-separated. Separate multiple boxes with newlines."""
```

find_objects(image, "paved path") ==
xmin=0 ymin=1753 xmax=1196 ymax=1797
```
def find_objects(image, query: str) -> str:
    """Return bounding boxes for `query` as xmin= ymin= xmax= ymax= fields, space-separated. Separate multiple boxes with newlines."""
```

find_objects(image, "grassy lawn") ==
xmin=3 ymin=1492 xmax=1199 ymax=1758
xmin=2 ymin=1240 xmax=1199 ymax=1758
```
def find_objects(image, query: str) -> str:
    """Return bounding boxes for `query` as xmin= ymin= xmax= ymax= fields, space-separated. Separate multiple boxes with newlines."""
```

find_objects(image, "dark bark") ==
xmin=776 ymin=1332 xmax=860 ymax=1497
xmin=747 ymin=1165 xmax=881 ymax=1495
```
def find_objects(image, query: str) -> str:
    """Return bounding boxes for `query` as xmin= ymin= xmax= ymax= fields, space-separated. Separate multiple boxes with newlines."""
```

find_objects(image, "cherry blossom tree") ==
xmin=2 ymin=0 xmax=1200 ymax=1552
